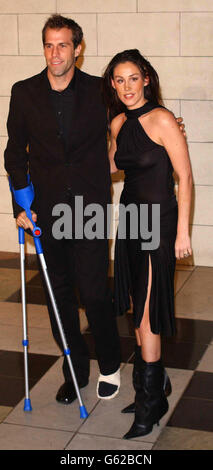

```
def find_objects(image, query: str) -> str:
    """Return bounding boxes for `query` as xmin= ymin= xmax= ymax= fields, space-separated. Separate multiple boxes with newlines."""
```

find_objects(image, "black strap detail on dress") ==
xmin=125 ymin=101 xmax=163 ymax=119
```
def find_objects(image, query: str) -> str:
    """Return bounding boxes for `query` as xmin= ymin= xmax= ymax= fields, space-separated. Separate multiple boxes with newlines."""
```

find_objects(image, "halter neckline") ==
xmin=125 ymin=101 xmax=160 ymax=119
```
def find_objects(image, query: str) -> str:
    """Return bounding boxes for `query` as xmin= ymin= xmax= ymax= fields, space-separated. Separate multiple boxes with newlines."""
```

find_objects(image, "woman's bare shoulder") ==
xmin=151 ymin=107 xmax=186 ymax=145
xmin=110 ymin=112 xmax=126 ymax=138
xmin=151 ymin=107 xmax=176 ymax=127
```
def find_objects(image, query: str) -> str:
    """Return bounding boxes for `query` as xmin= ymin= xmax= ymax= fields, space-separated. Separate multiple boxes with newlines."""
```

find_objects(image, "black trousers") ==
xmin=38 ymin=234 xmax=121 ymax=383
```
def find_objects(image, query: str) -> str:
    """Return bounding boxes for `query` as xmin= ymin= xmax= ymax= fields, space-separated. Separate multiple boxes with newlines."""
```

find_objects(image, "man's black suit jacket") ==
xmin=4 ymin=67 xmax=111 ymax=232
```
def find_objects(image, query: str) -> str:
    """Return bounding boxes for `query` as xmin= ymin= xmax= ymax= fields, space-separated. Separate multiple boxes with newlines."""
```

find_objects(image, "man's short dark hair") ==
xmin=42 ymin=14 xmax=83 ymax=49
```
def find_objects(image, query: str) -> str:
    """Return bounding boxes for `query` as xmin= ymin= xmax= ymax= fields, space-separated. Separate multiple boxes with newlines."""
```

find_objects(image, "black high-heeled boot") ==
xmin=132 ymin=345 xmax=143 ymax=391
xmin=122 ymin=347 xmax=172 ymax=414
xmin=123 ymin=359 xmax=169 ymax=439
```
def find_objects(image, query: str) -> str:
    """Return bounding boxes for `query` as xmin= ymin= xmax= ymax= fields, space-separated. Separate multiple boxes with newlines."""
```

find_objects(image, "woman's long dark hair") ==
xmin=102 ymin=49 xmax=163 ymax=122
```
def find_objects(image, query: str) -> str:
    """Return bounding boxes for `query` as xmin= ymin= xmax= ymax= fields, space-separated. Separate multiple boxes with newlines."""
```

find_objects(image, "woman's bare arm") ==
xmin=158 ymin=110 xmax=193 ymax=259
xmin=108 ymin=113 xmax=125 ymax=174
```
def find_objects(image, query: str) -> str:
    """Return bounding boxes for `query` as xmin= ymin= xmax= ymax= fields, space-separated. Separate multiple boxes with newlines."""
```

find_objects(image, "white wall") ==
xmin=0 ymin=0 xmax=212 ymax=264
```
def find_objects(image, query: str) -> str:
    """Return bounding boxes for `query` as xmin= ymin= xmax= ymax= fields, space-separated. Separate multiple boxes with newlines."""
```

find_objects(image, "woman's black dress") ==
xmin=114 ymin=101 xmax=178 ymax=336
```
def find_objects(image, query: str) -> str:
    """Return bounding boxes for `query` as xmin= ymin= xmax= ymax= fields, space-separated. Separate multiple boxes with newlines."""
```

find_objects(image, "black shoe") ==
xmin=56 ymin=379 xmax=89 ymax=404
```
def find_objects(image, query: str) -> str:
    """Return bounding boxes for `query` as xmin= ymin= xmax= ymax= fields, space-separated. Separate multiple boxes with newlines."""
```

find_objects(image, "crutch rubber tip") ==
xmin=24 ymin=398 xmax=32 ymax=412
xmin=80 ymin=405 xmax=88 ymax=419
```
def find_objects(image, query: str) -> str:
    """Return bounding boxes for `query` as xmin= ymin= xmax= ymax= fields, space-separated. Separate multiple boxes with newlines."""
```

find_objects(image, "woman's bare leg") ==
xmin=136 ymin=256 xmax=161 ymax=362
xmin=135 ymin=328 xmax=141 ymax=346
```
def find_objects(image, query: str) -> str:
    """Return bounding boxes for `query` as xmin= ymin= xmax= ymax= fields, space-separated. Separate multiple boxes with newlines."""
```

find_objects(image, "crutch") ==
xmin=19 ymin=224 xmax=32 ymax=411
xmin=9 ymin=177 xmax=88 ymax=419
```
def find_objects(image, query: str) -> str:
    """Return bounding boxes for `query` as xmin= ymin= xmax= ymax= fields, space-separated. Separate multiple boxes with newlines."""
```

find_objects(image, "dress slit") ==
xmin=137 ymin=253 xmax=153 ymax=330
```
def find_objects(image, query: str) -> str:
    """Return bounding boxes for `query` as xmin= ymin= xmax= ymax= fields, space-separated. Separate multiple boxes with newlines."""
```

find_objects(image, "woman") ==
xmin=102 ymin=49 xmax=192 ymax=439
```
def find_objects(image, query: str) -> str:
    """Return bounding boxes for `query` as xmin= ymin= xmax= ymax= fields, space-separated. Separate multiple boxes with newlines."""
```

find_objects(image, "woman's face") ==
xmin=111 ymin=61 xmax=149 ymax=109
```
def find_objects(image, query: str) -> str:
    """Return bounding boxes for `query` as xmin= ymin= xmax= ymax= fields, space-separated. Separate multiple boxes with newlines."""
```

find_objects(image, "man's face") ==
xmin=43 ymin=27 xmax=81 ymax=79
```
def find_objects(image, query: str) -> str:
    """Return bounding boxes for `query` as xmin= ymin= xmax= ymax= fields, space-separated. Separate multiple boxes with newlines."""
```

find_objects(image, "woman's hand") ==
xmin=175 ymin=233 xmax=192 ymax=260
xmin=16 ymin=210 xmax=37 ymax=232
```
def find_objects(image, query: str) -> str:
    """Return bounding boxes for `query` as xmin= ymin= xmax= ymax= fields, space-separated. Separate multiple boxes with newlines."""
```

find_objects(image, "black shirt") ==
xmin=49 ymin=70 xmax=76 ymax=156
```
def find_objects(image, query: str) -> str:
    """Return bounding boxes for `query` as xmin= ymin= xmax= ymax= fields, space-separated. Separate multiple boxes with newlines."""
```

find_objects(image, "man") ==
xmin=4 ymin=14 xmax=121 ymax=404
